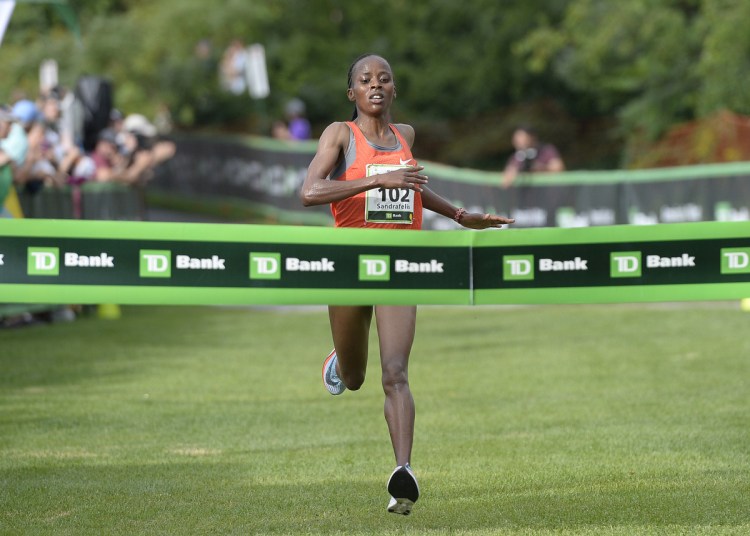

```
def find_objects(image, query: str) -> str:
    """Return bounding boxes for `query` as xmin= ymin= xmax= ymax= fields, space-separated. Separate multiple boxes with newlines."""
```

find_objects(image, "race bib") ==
xmin=365 ymin=164 xmax=415 ymax=224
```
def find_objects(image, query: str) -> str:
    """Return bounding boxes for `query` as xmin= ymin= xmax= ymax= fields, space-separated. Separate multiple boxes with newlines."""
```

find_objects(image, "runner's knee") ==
xmin=381 ymin=358 xmax=408 ymax=392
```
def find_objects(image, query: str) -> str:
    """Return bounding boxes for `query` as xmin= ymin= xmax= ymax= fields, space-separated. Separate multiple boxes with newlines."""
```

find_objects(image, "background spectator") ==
xmin=13 ymin=118 xmax=58 ymax=192
xmin=121 ymin=113 xmax=176 ymax=180
xmin=109 ymin=108 xmax=124 ymax=135
xmin=89 ymin=127 xmax=121 ymax=182
xmin=502 ymin=125 xmax=565 ymax=188
xmin=14 ymin=95 xmax=81 ymax=192
xmin=1 ymin=102 xmax=30 ymax=169
xmin=0 ymin=106 xmax=17 ymax=218
xmin=285 ymin=98 xmax=311 ymax=141
xmin=0 ymin=106 xmax=17 ymax=167
xmin=12 ymin=99 xmax=39 ymax=130
xmin=219 ymin=39 xmax=248 ymax=95
xmin=272 ymin=98 xmax=312 ymax=141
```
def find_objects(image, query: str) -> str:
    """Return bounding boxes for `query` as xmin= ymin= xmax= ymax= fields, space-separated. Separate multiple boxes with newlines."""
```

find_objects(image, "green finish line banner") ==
xmin=1 ymin=219 xmax=750 ymax=305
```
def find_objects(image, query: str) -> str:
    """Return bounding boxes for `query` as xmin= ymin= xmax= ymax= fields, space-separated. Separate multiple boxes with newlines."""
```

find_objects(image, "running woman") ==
xmin=300 ymin=53 xmax=514 ymax=515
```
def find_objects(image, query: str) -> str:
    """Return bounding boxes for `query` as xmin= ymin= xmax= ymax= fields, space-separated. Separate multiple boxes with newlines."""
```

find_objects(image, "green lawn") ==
xmin=1 ymin=303 xmax=749 ymax=535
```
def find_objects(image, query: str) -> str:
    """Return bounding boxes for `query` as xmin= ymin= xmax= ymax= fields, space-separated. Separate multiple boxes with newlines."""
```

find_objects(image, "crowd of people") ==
xmin=1 ymin=86 xmax=176 ymax=218
xmin=2 ymin=77 xmax=568 ymax=221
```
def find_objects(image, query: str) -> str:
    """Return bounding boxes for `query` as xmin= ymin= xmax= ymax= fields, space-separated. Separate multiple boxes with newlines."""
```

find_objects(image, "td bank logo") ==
xmin=140 ymin=250 xmax=171 ymax=277
xmin=28 ymin=247 xmax=59 ymax=275
xmin=503 ymin=255 xmax=534 ymax=281
xmin=721 ymin=248 xmax=750 ymax=274
xmin=249 ymin=252 xmax=281 ymax=280
xmin=359 ymin=255 xmax=390 ymax=281
xmin=610 ymin=251 xmax=641 ymax=278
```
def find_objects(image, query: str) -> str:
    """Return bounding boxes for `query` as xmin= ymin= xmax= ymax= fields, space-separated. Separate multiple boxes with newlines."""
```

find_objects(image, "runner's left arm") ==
xmin=421 ymin=187 xmax=515 ymax=229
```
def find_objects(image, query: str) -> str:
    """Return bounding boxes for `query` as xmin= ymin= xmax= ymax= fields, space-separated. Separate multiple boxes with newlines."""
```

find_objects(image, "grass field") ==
xmin=1 ymin=303 xmax=749 ymax=535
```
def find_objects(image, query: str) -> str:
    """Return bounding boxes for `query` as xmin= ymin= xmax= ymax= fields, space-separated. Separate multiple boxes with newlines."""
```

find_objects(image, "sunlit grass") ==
xmin=1 ymin=303 xmax=749 ymax=535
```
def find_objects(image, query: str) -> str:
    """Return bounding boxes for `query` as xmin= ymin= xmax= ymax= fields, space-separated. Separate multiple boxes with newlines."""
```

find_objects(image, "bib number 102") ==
xmin=376 ymin=187 xmax=410 ymax=202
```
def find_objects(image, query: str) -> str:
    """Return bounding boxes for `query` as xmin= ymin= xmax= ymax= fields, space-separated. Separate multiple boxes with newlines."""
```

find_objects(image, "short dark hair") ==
xmin=347 ymin=53 xmax=379 ymax=89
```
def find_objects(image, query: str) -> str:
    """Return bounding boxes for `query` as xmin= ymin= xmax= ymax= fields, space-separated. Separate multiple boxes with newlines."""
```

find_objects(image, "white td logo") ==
xmin=140 ymin=250 xmax=171 ymax=278
xmin=614 ymin=257 xmax=639 ymax=272
xmin=32 ymin=252 xmax=57 ymax=270
xmin=253 ymin=257 xmax=278 ymax=274
xmin=610 ymin=252 xmax=641 ymax=278
xmin=249 ymin=253 xmax=281 ymax=280
xmin=507 ymin=259 xmax=532 ymax=275
xmin=28 ymin=247 xmax=59 ymax=275
xmin=144 ymin=255 xmax=169 ymax=271
xmin=721 ymin=248 xmax=750 ymax=274
xmin=503 ymin=255 xmax=534 ymax=281
xmin=725 ymin=252 xmax=749 ymax=269
xmin=359 ymin=255 xmax=390 ymax=281
xmin=362 ymin=259 xmax=387 ymax=276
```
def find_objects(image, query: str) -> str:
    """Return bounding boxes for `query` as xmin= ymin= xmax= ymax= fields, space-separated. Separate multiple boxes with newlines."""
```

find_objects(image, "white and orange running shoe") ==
xmin=322 ymin=349 xmax=346 ymax=395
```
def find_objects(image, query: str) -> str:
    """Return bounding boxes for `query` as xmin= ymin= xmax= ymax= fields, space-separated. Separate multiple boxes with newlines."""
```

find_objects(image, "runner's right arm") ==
xmin=300 ymin=122 xmax=428 ymax=207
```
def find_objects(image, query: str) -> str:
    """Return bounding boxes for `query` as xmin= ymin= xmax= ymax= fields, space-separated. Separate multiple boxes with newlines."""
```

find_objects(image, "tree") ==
xmin=694 ymin=0 xmax=750 ymax=116
xmin=14 ymin=0 xmax=749 ymax=169
xmin=516 ymin=0 xmax=750 ymax=165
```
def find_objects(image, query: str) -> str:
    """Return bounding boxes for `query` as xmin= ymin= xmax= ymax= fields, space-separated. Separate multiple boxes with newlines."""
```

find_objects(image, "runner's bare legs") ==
xmin=375 ymin=305 xmax=417 ymax=467
xmin=328 ymin=304 xmax=417 ymax=466
xmin=328 ymin=305 xmax=373 ymax=390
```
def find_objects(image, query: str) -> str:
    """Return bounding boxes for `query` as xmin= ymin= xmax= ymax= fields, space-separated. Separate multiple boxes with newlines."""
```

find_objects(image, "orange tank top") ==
xmin=330 ymin=122 xmax=423 ymax=229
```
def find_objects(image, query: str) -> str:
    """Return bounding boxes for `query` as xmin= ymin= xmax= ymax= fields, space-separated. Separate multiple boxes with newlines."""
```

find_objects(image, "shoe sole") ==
xmin=387 ymin=497 xmax=415 ymax=516
xmin=387 ymin=467 xmax=419 ymax=515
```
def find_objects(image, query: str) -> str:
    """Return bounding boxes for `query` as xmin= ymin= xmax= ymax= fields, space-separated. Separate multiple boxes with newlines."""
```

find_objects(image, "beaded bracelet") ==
xmin=453 ymin=207 xmax=466 ymax=223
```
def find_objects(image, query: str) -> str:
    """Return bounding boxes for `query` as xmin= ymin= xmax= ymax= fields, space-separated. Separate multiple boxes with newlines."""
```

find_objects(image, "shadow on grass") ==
xmin=2 ymin=462 xmax=748 ymax=534
xmin=0 ymin=307 xmax=221 ymax=391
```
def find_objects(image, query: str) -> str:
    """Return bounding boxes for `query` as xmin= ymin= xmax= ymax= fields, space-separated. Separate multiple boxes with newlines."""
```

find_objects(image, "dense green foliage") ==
xmin=3 ymin=0 xmax=750 ymax=168
xmin=2 ymin=304 xmax=749 ymax=534
xmin=518 ymin=0 xmax=750 ymax=161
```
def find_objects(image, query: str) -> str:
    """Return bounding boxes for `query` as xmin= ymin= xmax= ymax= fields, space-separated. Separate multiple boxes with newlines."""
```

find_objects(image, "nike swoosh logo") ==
xmin=400 ymin=158 xmax=415 ymax=166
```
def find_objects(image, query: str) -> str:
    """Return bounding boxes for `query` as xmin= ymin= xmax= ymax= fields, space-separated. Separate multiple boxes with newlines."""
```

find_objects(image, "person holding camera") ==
xmin=502 ymin=124 xmax=564 ymax=188
xmin=115 ymin=114 xmax=176 ymax=184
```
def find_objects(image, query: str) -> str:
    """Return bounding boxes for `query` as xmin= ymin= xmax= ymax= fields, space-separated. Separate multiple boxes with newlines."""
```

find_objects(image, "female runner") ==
xmin=300 ymin=53 xmax=514 ymax=515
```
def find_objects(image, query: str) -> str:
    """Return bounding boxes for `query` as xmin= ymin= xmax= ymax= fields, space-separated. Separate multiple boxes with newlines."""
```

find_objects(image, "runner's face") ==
xmin=348 ymin=56 xmax=395 ymax=118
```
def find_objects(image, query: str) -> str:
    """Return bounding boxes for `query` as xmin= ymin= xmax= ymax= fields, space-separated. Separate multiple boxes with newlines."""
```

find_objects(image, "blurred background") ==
xmin=3 ymin=0 xmax=750 ymax=172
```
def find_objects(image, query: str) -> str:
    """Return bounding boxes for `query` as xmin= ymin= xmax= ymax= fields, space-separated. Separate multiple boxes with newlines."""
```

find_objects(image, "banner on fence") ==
xmin=152 ymin=135 xmax=750 ymax=230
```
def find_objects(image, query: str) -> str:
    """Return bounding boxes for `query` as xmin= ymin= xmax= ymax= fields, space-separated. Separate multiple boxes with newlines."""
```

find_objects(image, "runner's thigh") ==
xmin=328 ymin=305 xmax=373 ymax=369
xmin=374 ymin=305 xmax=417 ymax=360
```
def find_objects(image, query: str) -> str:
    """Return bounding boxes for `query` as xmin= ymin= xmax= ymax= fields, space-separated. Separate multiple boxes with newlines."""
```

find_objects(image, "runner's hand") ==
xmin=459 ymin=212 xmax=515 ymax=229
xmin=377 ymin=166 xmax=429 ymax=193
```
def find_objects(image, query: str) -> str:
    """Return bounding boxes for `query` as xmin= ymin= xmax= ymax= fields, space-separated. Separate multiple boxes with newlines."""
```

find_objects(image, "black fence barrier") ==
xmin=152 ymin=134 xmax=750 ymax=230
xmin=2 ymin=182 xmax=144 ymax=323
xmin=17 ymin=182 xmax=146 ymax=221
